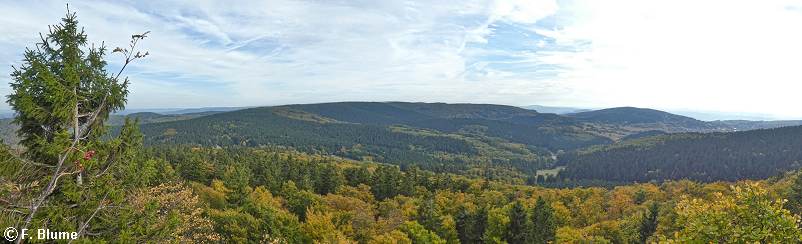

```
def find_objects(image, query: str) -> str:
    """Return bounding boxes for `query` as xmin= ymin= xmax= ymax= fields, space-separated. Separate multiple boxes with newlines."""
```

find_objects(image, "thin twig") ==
xmin=71 ymin=192 xmax=108 ymax=243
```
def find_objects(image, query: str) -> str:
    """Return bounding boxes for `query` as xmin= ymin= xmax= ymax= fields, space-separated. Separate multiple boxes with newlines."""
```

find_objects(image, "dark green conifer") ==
xmin=506 ymin=201 xmax=529 ymax=244
xmin=529 ymin=197 xmax=556 ymax=243
xmin=3 ymin=7 xmax=148 ymax=241
xmin=639 ymin=202 xmax=659 ymax=243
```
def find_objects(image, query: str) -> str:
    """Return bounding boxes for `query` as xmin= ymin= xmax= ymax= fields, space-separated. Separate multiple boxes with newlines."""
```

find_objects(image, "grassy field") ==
xmin=536 ymin=166 xmax=565 ymax=177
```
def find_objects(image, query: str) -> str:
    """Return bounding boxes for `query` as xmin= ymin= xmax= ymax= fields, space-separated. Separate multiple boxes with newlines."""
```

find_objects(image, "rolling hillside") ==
xmin=136 ymin=102 xmax=615 ymax=172
xmin=0 ymin=111 xmax=221 ymax=146
xmin=4 ymin=102 xmax=802 ymax=181
xmin=131 ymin=102 xmax=802 ymax=176
xmin=568 ymin=107 xmax=802 ymax=134
xmin=567 ymin=107 xmax=717 ymax=131
xmin=106 ymin=111 xmax=223 ymax=125
xmin=5 ymin=102 xmax=802 ymax=177
xmin=523 ymin=104 xmax=591 ymax=114
xmin=711 ymin=120 xmax=802 ymax=131
xmin=559 ymin=125 xmax=802 ymax=182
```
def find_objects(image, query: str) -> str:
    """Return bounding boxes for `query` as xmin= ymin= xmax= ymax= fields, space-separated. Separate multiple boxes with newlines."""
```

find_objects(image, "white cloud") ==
xmin=491 ymin=0 xmax=559 ymax=24
xmin=529 ymin=0 xmax=802 ymax=118
xmin=0 ymin=0 xmax=801 ymax=119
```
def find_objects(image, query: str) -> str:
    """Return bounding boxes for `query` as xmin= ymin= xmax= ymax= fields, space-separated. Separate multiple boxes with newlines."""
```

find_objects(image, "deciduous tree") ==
xmin=668 ymin=183 xmax=802 ymax=242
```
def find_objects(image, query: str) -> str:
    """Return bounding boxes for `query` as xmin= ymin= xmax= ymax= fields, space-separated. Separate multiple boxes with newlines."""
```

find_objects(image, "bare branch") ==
xmin=94 ymin=148 xmax=119 ymax=178
xmin=20 ymin=159 xmax=56 ymax=168
xmin=71 ymin=192 xmax=108 ymax=243
xmin=0 ymin=207 xmax=26 ymax=215
xmin=16 ymin=137 xmax=80 ymax=244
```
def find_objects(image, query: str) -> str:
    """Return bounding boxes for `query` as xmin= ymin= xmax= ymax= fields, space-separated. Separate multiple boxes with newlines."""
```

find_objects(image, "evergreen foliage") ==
xmin=562 ymin=126 xmax=802 ymax=182
xmin=505 ymin=201 xmax=529 ymax=244
xmin=0 ymin=8 xmax=159 ymax=242
xmin=529 ymin=197 xmax=557 ymax=243
xmin=638 ymin=202 xmax=659 ymax=243
xmin=785 ymin=171 xmax=802 ymax=216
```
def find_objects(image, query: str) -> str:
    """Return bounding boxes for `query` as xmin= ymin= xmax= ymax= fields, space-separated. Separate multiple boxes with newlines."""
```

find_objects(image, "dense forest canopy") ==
xmin=559 ymin=126 xmax=802 ymax=183
xmin=127 ymin=102 xmax=802 ymax=185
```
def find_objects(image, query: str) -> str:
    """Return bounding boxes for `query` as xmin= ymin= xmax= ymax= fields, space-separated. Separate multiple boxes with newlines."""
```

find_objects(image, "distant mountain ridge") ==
xmin=710 ymin=120 xmax=802 ymax=131
xmin=4 ymin=103 xmax=801 ymax=147
xmin=106 ymin=111 xmax=224 ymax=126
xmin=568 ymin=107 xmax=703 ymax=125
xmin=113 ymin=107 xmax=246 ymax=115
xmin=522 ymin=105 xmax=592 ymax=114
xmin=567 ymin=107 xmax=717 ymax=132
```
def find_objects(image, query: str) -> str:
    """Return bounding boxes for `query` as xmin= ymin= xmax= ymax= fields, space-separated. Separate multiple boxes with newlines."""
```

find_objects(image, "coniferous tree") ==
xmin=417 ymin=198 xmax=441 ymax=234
xmin=1 ymin=8 xmax=148 ymax=242
xmin=456 ymin=207 xmax=487 ymax=244
xmin=785 ymin=171 xmax=802 ymax=216
xmin=455 ymin=208 xmax=474 ymax=244
xmin=529 ymin=197 xmax=556 ymax=243
xmin=344 ymin=165 xmax=372 ymax=186
xmin=474 ymin=207 xmax=488 ymax=243
xmin=314 ymin=163 xmax=344 ymax=195
xmin=372 ymin=165 xmax=403 ymax=200
xmin=222 ymin=164 xmax=253 ymax=205
xmin=638 ymin=202 xmax=659 ymax=243
xmin=506 ymin=201 xmax=529 ymax=244
xmin=634 ymin=189 xmax=647 ymax=205
xmin=525 ymin=175 xmax=537 ymax=186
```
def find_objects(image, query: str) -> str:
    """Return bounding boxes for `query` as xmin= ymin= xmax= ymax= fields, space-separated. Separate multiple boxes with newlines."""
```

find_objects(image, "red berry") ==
xmin=83 ymin=150 xmax=95 ymax=160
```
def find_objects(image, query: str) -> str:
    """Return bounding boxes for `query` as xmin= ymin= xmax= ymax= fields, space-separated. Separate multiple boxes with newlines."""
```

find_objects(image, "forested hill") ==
xmin=123 ymin=102 xmax=800 ymax=176
xmin=137 ymin=102 xmax=614 ymax=172
xmin=570 ymin=107 xmax=699 ymax=123
xmin=7 ymin=101 xmax=802 ymax=182
xmin=279 ymin=102 xmax=542 ymax=124
xmin=106 ymin=111 xmax=222 ymax=125
xmin=567 ymin=107 xmax=717 ymax=131
xmin=566 ymin=106 xmax=802 ymax=133
xmin=559 ymin=125 xmax=802 ymax=183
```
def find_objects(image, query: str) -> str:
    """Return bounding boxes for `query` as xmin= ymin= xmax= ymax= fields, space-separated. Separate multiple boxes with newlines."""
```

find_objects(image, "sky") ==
xmin=1 ymin=0 xmax=802 ymax=119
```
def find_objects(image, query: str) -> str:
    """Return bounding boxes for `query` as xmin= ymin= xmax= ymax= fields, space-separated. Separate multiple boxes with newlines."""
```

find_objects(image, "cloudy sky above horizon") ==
xmin=1 ymin=0 xmax=802 ymax=119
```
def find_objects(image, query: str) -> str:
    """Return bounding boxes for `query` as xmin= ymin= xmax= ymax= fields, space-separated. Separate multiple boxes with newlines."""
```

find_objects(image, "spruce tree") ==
xmin=785 ymin=171 xmax=802 ymax=215
xmin=417 ymin=198 xmax=442 ymax=234
xmin=314 ymin=163 xmax=343 ymax=195
xmin=2 ymin=7 xmax=148 ymax=242
xmin=529 ymin=197 xmax=556 ymax=243
xmin=506 ymin=201 xmax=529 ymax=244
xmin=371 ymin=165 xmax=402 ymax=200
xmin=638 ymin=202 xmax=659 ymax=243
xmin=456 ymin=208 xmax=475 ymax=243
xmin=456 ymin=207 xmax=487 ymax=244
xmin=474 ymin=207 xmax=489 ymax=243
